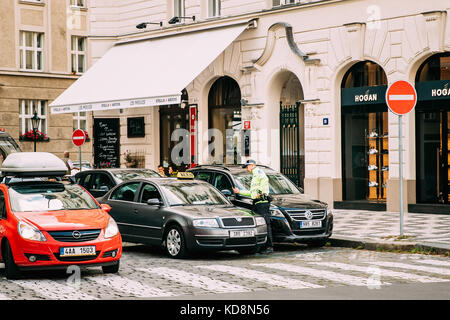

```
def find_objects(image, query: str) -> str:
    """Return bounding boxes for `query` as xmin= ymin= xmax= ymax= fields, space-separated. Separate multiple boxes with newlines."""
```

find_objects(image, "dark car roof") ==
xmin=189 ymin=164 xmax=278 ymax=175
xmin=75 ymin=168 xmax=158 ymax=175
xmin=125 ymin=177 xmax=210 ymax=186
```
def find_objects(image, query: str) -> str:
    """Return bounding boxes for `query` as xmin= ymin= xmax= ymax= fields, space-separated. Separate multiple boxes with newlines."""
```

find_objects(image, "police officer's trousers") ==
xmin=253 ymin=201 xmax=273 ymax=249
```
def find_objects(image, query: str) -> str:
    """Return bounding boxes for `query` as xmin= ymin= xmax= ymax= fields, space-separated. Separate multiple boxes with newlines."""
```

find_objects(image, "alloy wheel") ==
xmin=166 ymin=229 xmax=182 ymax=256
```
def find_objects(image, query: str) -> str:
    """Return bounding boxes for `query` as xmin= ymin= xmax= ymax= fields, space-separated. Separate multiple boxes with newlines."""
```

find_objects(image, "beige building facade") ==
xmin=0 ymin=0 xmax=92 ymax=161
xmin=54 ymin=0 xmax=450 ymax=213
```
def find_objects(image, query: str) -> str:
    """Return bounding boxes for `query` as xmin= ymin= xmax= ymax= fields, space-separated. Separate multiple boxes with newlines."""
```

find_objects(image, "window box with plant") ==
xmin=123 ymin=150 xmax=137 ymax=168
xmin=19 ymin=130 xmax=49 ymax=142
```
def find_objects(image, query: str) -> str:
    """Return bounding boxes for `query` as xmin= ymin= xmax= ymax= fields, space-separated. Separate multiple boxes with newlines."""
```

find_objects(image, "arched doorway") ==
xmin=208 ymin=76 xmax=241 ymax=164
xmin=415 ymin=52 xmax=450 ymax=204
xmin=279 ymin=73 xmax=304 ymax=188
xmin=159 ymin=89 xmax=189 ymax=168
xmin=341 ymin=61 xmax=388 ymax=204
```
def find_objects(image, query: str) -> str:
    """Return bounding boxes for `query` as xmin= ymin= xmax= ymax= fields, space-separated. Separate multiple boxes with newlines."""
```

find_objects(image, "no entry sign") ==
xmin=72 ymin=129 xmax=86 ymax=147
xmin=386 ymin=80 xmax=417 ymax=115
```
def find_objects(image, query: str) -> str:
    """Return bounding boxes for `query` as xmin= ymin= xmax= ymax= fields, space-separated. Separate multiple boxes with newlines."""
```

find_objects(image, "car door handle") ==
xmin=133 ymin=209 xmax=139 ymax=214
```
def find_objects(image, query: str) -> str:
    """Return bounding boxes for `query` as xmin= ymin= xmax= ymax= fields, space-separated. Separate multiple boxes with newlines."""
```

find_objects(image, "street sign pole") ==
xmin=386 ymin=80 xmax=417 ymax=237
xmin=398 ymin=115 xmax=403 ymax=236
xmin=79 ymin=146 xmax=82 ymax=172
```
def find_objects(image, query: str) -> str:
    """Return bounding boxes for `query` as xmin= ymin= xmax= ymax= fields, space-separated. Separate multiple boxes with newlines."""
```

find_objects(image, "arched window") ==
xmin=342 ymin=61 xmax=387 ymax=88
xmin=416 ymin=52 xmax=450 ymax=82
xmin=208 ymin=76 xmax=241 ymax=164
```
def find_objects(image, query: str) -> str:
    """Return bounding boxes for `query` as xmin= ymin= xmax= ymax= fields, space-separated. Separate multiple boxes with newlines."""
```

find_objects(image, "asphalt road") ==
xmin=1 ymin=243 xmax=449 ymax=300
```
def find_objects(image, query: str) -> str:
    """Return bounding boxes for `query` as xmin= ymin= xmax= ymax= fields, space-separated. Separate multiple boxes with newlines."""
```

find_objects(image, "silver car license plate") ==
xmin=229 ymin=229 xmax=255 ymax=238
xmin=299 ymin=220 xmax=322 ymax=229
xmin=60 ymin=246 xmax=96 ymax=257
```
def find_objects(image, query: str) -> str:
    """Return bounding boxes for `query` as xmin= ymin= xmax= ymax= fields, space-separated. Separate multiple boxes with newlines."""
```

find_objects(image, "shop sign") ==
xmin=341 ymin=85 xmax=387 ymax=106
xmin=416 ymin=80 xmax=450 ymax=101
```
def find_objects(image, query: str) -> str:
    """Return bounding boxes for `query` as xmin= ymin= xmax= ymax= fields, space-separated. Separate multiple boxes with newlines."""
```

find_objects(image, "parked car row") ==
xmin=0 ymin=151 xmax=333 ymax=279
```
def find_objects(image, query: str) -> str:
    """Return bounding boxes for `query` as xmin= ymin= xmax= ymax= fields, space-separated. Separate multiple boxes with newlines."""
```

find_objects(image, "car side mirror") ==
xmin=100 ymin=203 xmax=112 ymax=212
xmin=99 ymin=186 xmax=110 ymax=192
xmin=147 ymin=198 xmax=162 ymax=206
xmin=221 ymin=189 xmax=235 ymax=201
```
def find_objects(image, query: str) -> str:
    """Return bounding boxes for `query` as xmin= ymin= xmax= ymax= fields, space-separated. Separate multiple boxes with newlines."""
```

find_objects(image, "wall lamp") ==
xmin=136 ymin=21 xmax=163 ymax=29
xmin=168 ymin=16 xmax=195 ymax=24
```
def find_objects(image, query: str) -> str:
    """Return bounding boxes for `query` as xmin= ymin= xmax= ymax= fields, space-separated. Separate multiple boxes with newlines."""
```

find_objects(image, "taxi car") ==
xmin=0 ymin=152 xmax=122 ymax=279
xmin=97 ymin=172 xmax=267 ymax=258
xmin=75 ymin=168 xmax=161 ymax=198
xmin=188 ymin=165 xmax=333 ymax=247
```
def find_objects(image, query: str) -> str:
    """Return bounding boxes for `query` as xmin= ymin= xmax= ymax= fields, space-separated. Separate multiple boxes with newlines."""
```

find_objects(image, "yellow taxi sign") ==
xmin=177 ymin=172 xmax=194 ymax=180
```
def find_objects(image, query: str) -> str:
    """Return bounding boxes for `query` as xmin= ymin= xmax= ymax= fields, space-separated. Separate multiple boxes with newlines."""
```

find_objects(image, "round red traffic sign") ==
xmin=72 ymin=129 xmax=86 ymax=147
xmin=386 ymin=80 xmax=417 ymax=115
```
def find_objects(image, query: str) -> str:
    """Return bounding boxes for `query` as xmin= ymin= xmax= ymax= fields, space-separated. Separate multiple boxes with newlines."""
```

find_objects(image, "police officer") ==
xmin=232 ymin=159 xmax=273 ymax=254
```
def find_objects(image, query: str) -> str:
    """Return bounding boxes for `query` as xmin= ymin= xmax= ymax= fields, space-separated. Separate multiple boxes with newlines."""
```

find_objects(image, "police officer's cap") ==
xmin=242 ymin=159 xmax=257 ymax=168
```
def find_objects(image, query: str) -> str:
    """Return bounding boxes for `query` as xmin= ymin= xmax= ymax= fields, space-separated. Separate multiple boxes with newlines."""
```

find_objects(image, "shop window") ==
xmin=19 ymin=100 xmax=47 ymax=135
xmin=19 ymin=31 xmax=43 ymax=71
xmin=342 ymin=61 xmax=387 ymax=88
xmin=208 ymin=76 xmax=242 ymax=164
xmin=416 ymin=53 xmax=450 ymax=82
xmin=341 ymin=61 xmax=388 ymax=202
xmin=127 ymin=117 xmax=145 ymax=138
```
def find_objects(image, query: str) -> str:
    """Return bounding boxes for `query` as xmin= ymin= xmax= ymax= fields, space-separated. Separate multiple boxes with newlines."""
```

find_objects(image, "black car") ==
xmin=75 ymin=168 xmax=160 ymax=198
xmin=97 ymin=175 xmax=268 ymax=258
xmin=188 ymin=165 xmax=333 ymax=247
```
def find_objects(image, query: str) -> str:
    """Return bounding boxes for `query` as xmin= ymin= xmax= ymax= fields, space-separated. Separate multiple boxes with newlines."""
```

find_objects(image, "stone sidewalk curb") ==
xmin=329 ymin=236 xmax=450 ymax=255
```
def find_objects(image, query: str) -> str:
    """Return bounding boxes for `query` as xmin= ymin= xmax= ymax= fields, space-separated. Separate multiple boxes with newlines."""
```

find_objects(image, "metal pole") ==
xmin=33 ymin=129 xmax=37 ymax=152
xmin=399 ymin=115 xmax=403 ymax=236
xmin=79 ymin=146 xmax=82 ymax=172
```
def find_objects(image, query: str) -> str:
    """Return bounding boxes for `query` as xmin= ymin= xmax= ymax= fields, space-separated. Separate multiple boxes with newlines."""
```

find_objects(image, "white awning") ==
xmin=50 ymin=21 xmax=250 ymax=114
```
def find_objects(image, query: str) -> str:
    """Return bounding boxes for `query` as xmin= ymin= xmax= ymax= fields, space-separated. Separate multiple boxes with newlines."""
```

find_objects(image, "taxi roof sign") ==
xmin=176 ymin=172 xmax=194 ymax=180
xmin=1 ymin=152 xmax=68 ymax=177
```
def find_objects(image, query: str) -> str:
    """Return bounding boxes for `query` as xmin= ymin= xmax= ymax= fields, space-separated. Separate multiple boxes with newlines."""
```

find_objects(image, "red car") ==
xmin=0 ymin=152 xmax=122 ymax=279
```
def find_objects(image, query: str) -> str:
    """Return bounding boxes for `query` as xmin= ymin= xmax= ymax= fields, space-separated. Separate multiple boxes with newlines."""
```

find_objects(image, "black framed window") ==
xmin=127 ymin=117 xmax=145 ymax=138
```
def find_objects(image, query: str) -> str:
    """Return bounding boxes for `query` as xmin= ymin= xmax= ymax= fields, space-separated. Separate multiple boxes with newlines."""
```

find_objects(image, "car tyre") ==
xmin=165 ymin=225 xmax=188 ymax=259
xmin=102 ymin=260 xmax=120 ymax=274
xmin=306 ymin=239 xmax=328 ymax=248
xmin=4 ymin=241 xmax=22 ymax=280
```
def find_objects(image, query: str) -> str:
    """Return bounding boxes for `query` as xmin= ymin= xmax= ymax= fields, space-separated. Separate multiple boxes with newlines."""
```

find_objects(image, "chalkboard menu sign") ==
xmin=93 ymin=118 xmax=120 ymax=168
xmin=127 ymin=117 xmax=145 ymax=138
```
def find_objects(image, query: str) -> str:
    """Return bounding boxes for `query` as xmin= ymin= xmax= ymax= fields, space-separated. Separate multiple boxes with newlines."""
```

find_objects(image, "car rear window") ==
xmin=8 ymin=183 xmax=99 ymax=212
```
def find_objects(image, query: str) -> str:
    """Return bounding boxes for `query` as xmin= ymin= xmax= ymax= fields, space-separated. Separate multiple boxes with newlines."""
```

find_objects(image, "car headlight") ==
xmin=18 ymin=220 xmax=46 ymax=242
xmin=193 ymin=218 xmax=219 ymax=228
xmin=270 ymin=208 xmax=284 ymax=218
xmin=255 ymin=216 xmax=266 ymax=226
xmin=104 ymin=217 xmax=119 ymax=239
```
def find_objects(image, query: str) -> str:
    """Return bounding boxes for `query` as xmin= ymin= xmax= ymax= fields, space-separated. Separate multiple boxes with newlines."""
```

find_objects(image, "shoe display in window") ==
xmin=368 ymin=129 xmax=378 ymax=138
xmin=368 ymin=148 xmax=378 ymax=154
xmin=368 ymin=165 xmax=378 ymax=171
xmin=381 ymin=166 xmax=389 ymax=171
xmin=369 ymin=181 xmax=378 ymax=187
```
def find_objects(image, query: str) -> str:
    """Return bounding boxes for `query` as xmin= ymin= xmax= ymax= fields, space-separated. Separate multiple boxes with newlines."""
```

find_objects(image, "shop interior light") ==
xmin=168 ymin=16 xmax=195 ymax=24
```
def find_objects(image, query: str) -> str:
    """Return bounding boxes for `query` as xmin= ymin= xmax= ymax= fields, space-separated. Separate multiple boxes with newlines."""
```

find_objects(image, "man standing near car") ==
xmin=232 ymin=160 xmax=273 ymax=254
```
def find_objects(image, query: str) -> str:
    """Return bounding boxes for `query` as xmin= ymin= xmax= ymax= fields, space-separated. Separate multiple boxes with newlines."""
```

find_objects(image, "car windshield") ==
xmin=234 ymin=171 xmax=301 ymax=195
xmin=8 ymin=183 xmax=99 ymax=212
xmin=161 ymin=182 xmax=230 ymax=206
xmin=112 ymin=169 xmax=160 ymax=182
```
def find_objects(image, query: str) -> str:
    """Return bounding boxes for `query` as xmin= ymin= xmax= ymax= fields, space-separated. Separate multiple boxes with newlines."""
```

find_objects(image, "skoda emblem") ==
xmin=235 ymin=217 xmax=242 ymax=222
xmin=304 ymin=210 xmax=313 ymax=220
xmin=72 ymin=230 xmax=81 ymax=239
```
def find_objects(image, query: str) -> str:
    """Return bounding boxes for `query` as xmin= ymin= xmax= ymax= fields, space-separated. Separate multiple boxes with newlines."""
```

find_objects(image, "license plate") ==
xmin=60 ymin=246 xmax=96 ymax=257
xmin=229 ymin=229 xmax=255 ymax=238
xmin=299 ymin=220 xmax=322 ymax=229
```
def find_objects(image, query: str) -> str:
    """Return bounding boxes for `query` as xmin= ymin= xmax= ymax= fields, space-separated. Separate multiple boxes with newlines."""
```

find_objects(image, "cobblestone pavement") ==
xmin=332 ymin=209 xmax=450 ymax=246
xmin=0 ymin=243 xmax=449 ymax=300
